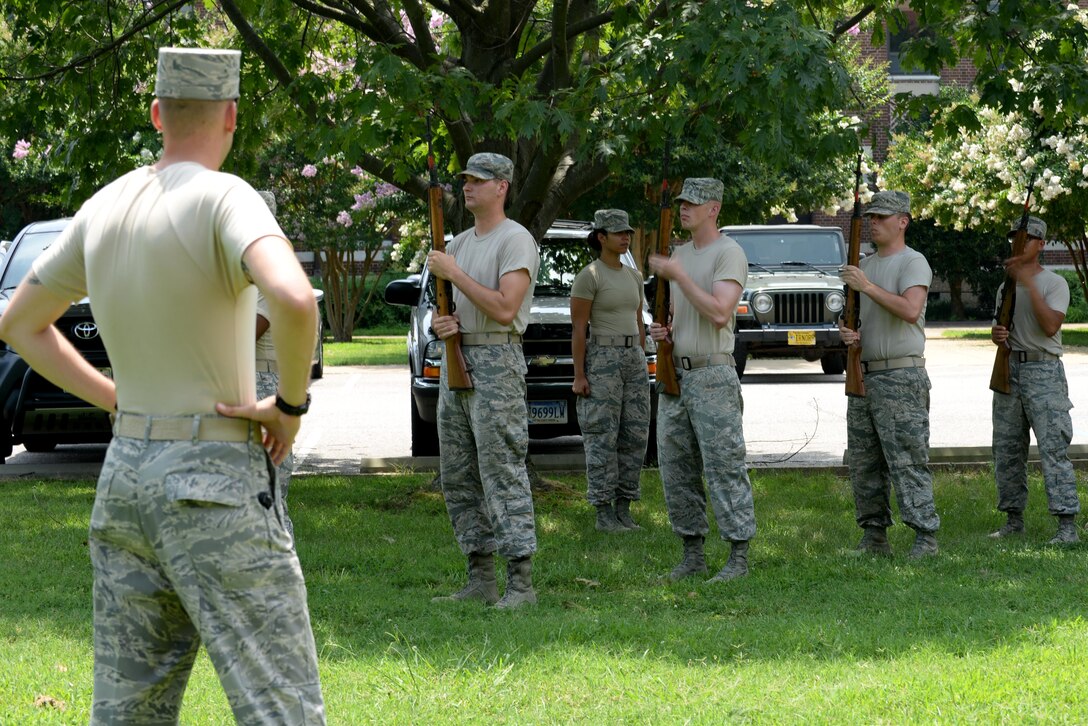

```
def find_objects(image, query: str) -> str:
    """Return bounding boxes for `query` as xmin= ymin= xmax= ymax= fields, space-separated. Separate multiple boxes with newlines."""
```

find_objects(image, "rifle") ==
xmin=989 ymin=173 xmax=1037 ymax=394
xmin=426 ymin=115 xmax=472 ymax=390
xmin=652 ymin=141 xmax=680 ymax=396
xmin=843 ymin=152 xmax=865 ymax=397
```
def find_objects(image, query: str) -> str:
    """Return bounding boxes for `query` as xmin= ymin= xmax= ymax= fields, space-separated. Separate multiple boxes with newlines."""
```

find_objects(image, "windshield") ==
xmin=1 ymin=228 xmax=64 ymax=290
xmin=536 ymin=238 xmax=603 ymax=290
xmin=728 ymin=231 xmax=845 ymax=267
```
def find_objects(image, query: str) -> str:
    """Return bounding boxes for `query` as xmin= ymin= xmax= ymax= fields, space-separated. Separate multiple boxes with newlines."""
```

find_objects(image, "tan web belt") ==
xmin=592 ymin=335 xmax=640 ymax=348
xmin=114 ymin=412 xmax=259 ymax=443
xmin=674 ymin=353 xmax=734 ymax=371
xmin=1012 ymin=350 xmax=1059 ymax=362
xmin=862 ymin=356 xmax=925 ymax=373
xmin=255 ymin=359 xmax=278 ymax=373
xmin=460 ymin=332 xmax=523 ymax=346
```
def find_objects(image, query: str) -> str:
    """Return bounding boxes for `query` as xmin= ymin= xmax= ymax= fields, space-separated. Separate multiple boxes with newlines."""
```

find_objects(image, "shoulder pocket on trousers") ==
xmin=165 ymin=473 xmax=244 ymax=507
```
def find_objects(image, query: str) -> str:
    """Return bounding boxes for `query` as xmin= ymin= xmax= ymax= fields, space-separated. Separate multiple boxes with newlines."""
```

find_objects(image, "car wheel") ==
xmin=411 ymin=395 xmax=439 ymax=457
xmin=821 ymin=352 xmax=846 ymax=375
xmin=311 ymin=342 xmax=324 ymax=380
xmin=733 ymin=341 xmax=748 ymax=378
xmin=24 ymin=439 xmax=57 ymax=453
xmin=644 ymin=428 xmax=658 ymax=467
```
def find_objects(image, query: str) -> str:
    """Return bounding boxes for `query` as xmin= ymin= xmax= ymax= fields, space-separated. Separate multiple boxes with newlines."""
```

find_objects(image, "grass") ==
xmin=323 ymin=336 xmax=406 ymax=367
xmin=3 ymin=469 xmax=1088 ymax=723
xmin=942 ymin=327 xmax=1088 ymax=348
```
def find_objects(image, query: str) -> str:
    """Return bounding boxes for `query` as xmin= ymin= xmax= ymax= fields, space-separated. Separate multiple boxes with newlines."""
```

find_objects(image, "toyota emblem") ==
xmin=73 ymin=322 xmax=99 ymax=340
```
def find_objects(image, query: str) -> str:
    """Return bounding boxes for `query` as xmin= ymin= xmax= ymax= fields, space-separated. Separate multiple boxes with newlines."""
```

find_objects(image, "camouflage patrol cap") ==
xmin=864 ymin=190 xmax=911 ymax=216
xmin=593 ymin=209 xmax=635 ymax=233
xmin=675 ymin=177 xmax=724 ymax=205
xmin=257 ymin=190 xmax=277 ymax=215
xmin=459 ymin=153 xmax=514 ymax=182
xmin=155 ymin=47 xmax=241 ymax=100
xmin=1007 ymin=215 xmax=1047 ymax=240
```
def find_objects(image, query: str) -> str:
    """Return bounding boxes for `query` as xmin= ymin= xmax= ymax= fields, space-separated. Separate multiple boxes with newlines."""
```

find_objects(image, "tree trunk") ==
xmin=948 ymin=275 xmax=966 ymax=319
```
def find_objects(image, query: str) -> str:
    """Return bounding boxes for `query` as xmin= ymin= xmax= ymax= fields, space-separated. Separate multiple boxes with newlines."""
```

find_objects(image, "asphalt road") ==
xmin=5 ymin=329 xmax=1088 ymax=474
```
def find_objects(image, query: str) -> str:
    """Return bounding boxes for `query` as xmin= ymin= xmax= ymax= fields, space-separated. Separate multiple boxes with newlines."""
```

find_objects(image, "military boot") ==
xmin=614 ymin=498 xmax=641 ymax=531
xmin=988 ymin=511 xmax=1025 ymax=539
xmin=1047 ymin=515 xmax=1079 ymax=545
xmin=595 ymin=503 xmax=625 ymax=533
xmin=495 ymin=557 xmax=537 ymax=609
xmin=431 ymin=552 xmax=499 ymax=604
xmin=907 ymin=530 xmax=939 ymax=559
xmin=667 ymin=535 xmax=708 ymax=581
xmin=707 ymin=540 xmax=749 ymax=583
xmin=854 ymin=526 xmax=891 ymax=556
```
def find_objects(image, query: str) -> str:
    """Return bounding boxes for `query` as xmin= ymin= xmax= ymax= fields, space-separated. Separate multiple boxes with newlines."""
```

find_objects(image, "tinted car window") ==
xmin=729 ymin=232 xmax=845 ymax=267
xmin=1 ymin=229 xmax=61 ymax=290
xmin=536 ymin=239 xmax=599 ymax=290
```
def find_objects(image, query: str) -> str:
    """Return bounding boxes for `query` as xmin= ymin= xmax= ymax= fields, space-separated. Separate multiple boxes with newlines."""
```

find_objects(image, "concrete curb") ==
xmin=3 ymin=446 xmax=1088 ymax=480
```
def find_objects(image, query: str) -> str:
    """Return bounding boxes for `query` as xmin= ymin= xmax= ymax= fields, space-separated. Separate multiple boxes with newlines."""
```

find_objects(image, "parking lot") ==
xmin=5 ymin=327 xmax=1088 ymax=476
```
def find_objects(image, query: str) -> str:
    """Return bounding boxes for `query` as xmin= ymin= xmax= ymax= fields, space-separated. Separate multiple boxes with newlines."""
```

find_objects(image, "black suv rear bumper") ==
xmin=411 ymin=376 xmax=657 ymax=440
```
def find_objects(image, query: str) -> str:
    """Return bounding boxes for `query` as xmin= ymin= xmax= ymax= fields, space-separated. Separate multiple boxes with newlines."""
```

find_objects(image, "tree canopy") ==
xmin=1 ymin=0 xmax=883 ymax=240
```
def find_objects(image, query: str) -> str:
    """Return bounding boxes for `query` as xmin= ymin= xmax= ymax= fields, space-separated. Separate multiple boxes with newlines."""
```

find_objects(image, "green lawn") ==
xmin=943 ymin=327 xmax=1088 ymax=348
xmin=3 ymin=469 xmax=1088 ymax=723
xmin=323 ymin=336 xmax=406 ymax=366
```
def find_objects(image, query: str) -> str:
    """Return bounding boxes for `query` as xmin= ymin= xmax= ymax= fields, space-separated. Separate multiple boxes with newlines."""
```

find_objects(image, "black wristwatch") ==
xmin=275 ymin=393 xmax=311 ymax=416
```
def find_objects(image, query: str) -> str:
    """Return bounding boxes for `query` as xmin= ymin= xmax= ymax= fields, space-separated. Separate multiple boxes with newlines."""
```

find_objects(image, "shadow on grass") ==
xmin=3 ymin=470 xmax=1086 ymax=671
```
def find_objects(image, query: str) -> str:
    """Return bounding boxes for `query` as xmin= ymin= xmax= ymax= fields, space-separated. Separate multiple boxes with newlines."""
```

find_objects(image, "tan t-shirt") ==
xmin=448 ymin=218 xmax=539 ymax=334
xmin=994 ymin=269 xmax=1069 ymax=356
xmin=33 ymin=162 xmax=285 ymax=414
xmin=671 ymin=233 xmax=747 ymax=357
xmin=255 ymin=292 xmax=275 ymax=361
xmin=858 ymin=246 xmax=931 ymax=361
xmin=570 ymin=259 xmax=644 ymax=337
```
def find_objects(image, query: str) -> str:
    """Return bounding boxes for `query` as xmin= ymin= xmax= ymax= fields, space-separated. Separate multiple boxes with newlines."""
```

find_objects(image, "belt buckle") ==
xmin=1016 ymin=351 xmax=1027 ymax=363
xmin=624 ymin=335 xmax=634 ymax=347
xmin=680 ymin=356 xmax=692 ymax=371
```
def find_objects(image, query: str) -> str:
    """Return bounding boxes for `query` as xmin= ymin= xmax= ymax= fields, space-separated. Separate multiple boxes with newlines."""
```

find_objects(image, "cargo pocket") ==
xmin=89 ymin=472 xmax=116 ymax=534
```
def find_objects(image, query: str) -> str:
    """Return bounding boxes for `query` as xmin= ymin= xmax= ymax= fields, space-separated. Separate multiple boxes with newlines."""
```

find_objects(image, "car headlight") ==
xmin=423 ymin=339 xmax=444 ymax=360
xmin=825 ymin=291 xmax=845 ymax=313
xmin=751 ymin=292 xmax=773 ymax=314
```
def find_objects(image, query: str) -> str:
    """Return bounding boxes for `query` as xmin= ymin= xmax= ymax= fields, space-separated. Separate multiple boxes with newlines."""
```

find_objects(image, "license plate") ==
xmin=98 ymin=367 xmax=113 ymax=379
xmin=787 ymin=330 xmax=815 ymax=346
xmin=528 ymin=400 xmax=567 ymax=424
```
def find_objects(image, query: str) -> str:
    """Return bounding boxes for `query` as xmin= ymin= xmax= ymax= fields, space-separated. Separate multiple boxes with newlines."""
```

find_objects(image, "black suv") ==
xmin=0 ymin=219 xmax=113 ymax=457
xmin=0 ymin=218 xmax=324 ymax=461
xmin=722 ymin=225 xmax=848 ymax=377
xmin=384 ymin=220 xmax=658 ymax=457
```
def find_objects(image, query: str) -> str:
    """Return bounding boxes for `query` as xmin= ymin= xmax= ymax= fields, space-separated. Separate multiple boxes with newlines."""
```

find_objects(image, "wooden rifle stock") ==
xmin=426 ymin=127 xmax=472 ymax=391
xmin=989 ymin=176 xmax=1036 ymax=395
xmin=653 ymin=157 xmax=680 ymax=396
xmin=843 ymin=153 xmax=865 ymax=397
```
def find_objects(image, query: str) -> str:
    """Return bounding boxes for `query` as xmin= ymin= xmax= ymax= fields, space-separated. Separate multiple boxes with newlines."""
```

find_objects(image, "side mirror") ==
xmin=384 ymin=277 xmax=422 ymax=307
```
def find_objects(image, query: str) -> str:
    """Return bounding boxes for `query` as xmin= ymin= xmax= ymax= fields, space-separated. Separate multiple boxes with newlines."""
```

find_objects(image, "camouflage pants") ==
xmin=992 ymin=358 xmax=1078 ymax=515
xmin=438 ymin=344 xmax=537 ymax=559
xmin=257 ymin=370 xmax=294 ymax=537
xmin=577 ymin=343 xmax=650 ymax=506
xmin=89 ymin=433 xmax=325 ymax=725
xmin=657 ymin=364 xmax=756 ymax=542
xmin=847 ymin=367 xmax=940 ymax=532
